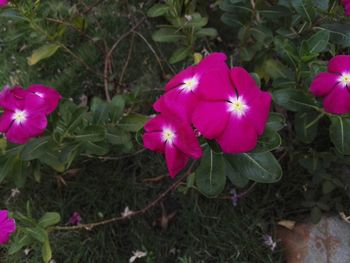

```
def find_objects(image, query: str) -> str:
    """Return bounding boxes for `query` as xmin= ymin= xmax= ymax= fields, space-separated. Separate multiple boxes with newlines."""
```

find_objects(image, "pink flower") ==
xmin=342 ymin=0 xmax=350 ymax=16
xmin=310 ymin=55 xmax=350 ymax=114
xmin=143 ymin=112 xmax=202 ymax=177
xmin=68 ymin=212 xmax=82 ymax=225
xmin=0 ymin=89 xmax=48 ymax=144
xmin=0 ymin=0 xmax=8 ymax=7
xmin=26 ymin=85 xmax=62 ymax=114
xmin=192 ymin=67 xmax=271 ymax=153
xmin=0 ymin=210 xmax=16 ymax=245
xmin=154 ymin=53 xmax=228 ymax=122
xmin=0 ymin=85 xmax=61 ymax=144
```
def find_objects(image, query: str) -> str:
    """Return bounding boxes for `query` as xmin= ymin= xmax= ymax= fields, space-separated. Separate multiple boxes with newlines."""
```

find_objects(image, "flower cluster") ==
xmin=0 ymin=84 xmax=61 ymax=144
xmin=310 ymin=55 xmax=350 ymax=115
xmin=0 ymin=210 xmax=16 ymax=245
xmin=342 ymin=0 xmax=350 ymax=16
xmin=0 ymin=0 xmax=8 ymax=7
xmin=143 ymin=53 xmax=272 ymax=177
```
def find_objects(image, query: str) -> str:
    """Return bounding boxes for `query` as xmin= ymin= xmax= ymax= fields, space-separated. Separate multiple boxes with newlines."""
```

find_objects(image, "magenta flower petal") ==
xmin=0 ymin=0 xmax=8 ymax=7
xmin=144 ymin=114 xmax=167 ymax=132
xmin=310 ymin=72 xmax=339 ymax=97
xmin=323 ymin=84 xmax=350 ymax=114
xmin=197 ymin=67 xmax=233 ymax=101
xmin=155 ymin=88 xmax=199 ymax=123
xmin=165 ymin=144 xmax=189 ymax=178
xmin=0 ymin=111 xmax=14 ymax=133
xmin=0 ymin=86 xmax=25 ymax=110
xmin=0 ymin=210 xmax=16 ymax=245
xmin=196 ymin=52 xmax=227 ymax=72
xmin=216 ymin=116 xmax=258 ymax=154
xmin=231 ymin=67 xmax=261 ymax=102
xmin=24 ymin=114 xmax=48 ymax=137
xmin=245 ymin=92 xmax=271 ymax=135
xmin=192 ymin=101 xmax=229 ymax=139
xmin=27 ymin=85 xmax=62 ymax=114
xmin=328 ymin=55 xmax=350 ymax=74
xmin=5 ymin=123 xmax=32 ymax=144
xmin=143 ymin=132 xmax=165 ymax=153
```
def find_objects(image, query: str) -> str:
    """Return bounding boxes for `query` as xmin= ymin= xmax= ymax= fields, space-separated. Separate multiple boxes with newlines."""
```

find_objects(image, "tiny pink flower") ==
xmin=342 ymin=0 xmax=350 ymax=16
xmin=154 ymin=53 xmax=229 ymax=122
xmin=0 ymin=210 xmax=16 ymax=245
xmin=0 ymin=0 xmax=8 ymax=7
xmin=310 ymin=55 xmax=350 ymax=114
xmin=192 ymin=67 xmax=271 ymax=154
xmin=143 ymin=111 xmax=202 ymax=177
xmin=68 ymin=212 xmax=82 ymax=225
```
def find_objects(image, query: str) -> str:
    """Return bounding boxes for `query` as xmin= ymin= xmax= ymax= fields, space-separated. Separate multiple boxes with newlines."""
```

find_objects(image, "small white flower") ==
xmin=24 ymin=248 xmax=31 ymax=256
xmin=129 ymin=250 xmax=147 ymax=263
xmin=121 ymin=206 xmax=134 ymax=218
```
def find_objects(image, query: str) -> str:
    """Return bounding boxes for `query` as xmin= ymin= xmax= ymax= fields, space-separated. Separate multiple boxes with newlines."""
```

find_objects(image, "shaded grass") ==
xmin=1 ymin=150 xmax=289 ymax=263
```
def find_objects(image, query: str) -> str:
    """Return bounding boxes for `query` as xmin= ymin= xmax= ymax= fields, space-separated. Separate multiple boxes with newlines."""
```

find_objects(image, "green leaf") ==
xmin=109 ymin=95 xmax=125 ymax=123
xmin=291 ymin=0 xmax=316 ymax=23
xmin=272 ymin=88 xmax=318 ymax=112
xmin=75 ymin=125 xmax=106 ymax=142
xmin=84 ymin=141 xmax=109 ymax=156
xmin=42 ymin=237 xmax=52 ymax=263
xmin=20 ymin=136 xmax=50 ymax=161
xmin=27 ymin=44 xmax=60 ymax=65
xmin=0 ymin=156 xmax=18 ymax=183
xmin=318 ymin=24 xmax=350 ymax=47
xmin=152 ymin=28 xmax=185 ymax=43
xmin=220 ymin=13 xmax=243 ymax=28
xmin=253 ymin=128 xmax=282 ymax=153
xmin=329 ymin=116 xmax=350 ymax=155
xmin=310 ymin=206 xmax=322 ymax=224
xmin=295 ymin=111 xmax=320 ymax=143
xmin=263 ymin=59 xmax=294 ymax=80
xmin=147 ymin=4 xmax=170 ymax=17
xmin=266 ymin=113 xmax=286 ymax=131
xmin=65 ymin=107 xmax=88 ymax=134
xmin=25 ymin=226 xmax=47 ymax=243
xmin=39 ymin=150 xmax=65 ymax=172
xmin=307 ymin=30 xmax=330 ymax=54
xmin=196 ymin=28 xmax=218 ymax=38
xmin=195 ymin=149 xmax=226 ymax=198
xmin=8 ymin=235 xmax=33 ymax=255
xmin=91 ymin=97 xmax=109 ymax=124
xmin=224 ymin=158 xmax=249 ymax=188
xmin=224 ymin=152 xmax=282 ymax=183
xmin=38 ymin=212 xmax=61 ymax=228
xmin=169 ymin=47 xmax=191 ymax=64
xmin=119 ymin=114 xmax=148 ymax=132
xmin=106 ymin=127 xmax=130 ymax=145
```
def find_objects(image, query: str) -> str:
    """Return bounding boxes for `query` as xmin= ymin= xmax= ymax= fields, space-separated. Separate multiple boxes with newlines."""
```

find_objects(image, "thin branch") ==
xmin=50 ymin=162 xmax=195 ymax=232
xmin=104 ymin=18 xmax=145 ymax=101
xmin=118 ymin=32 xmax=135 ymax=87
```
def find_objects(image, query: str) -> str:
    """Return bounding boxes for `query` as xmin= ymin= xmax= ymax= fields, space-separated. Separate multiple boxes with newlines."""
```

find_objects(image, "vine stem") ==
xmin=49 ymin=161 xmax=195 ymax=232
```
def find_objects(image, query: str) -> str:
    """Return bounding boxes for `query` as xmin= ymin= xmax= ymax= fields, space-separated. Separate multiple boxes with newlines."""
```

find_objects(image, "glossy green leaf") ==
xmin=196 ymin=149 xmax=226 ymax=198
xmin=224 ymin=152 xmax=282 ymax=183
xmin=272 ymin=88 xmax=318 ymax=112
xmin=224 ymin=158 xmax=249 ymax=188
xmin=295 ymin=111 xmax=320 ymax=143
xmin=75 ymin=125 xmax=106 ymax=142
xmin=38 ymin=212 xmax=61 ymax=228
xmin=119 ymin=114 xmax=148 ymax=132
xmin=307 ymin=30 xmax=330 ymax=54
xmin=20 ymin=136 xmax=50 ymax=161
xmin=147 ymin=4 xmax=170 ymax=17
xmin=329 ymin=116 xmax=350 ymax=155
xmin=266 ymin=113 xmax=286 ymax=131
xmin=152 ymin=28 xmax=185 ymax=43
xmin=169 ymin=47 xmax=191 ymax=64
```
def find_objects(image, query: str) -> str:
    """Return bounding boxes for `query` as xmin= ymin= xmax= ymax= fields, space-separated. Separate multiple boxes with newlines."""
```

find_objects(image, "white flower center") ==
xmin=339 ymin=73 xmax=350 ymax=87
xmin=12 ymin=110 xmax=27 ymax=124
xmin=162 ymin=128 xmax=175 ymax=144
xmin=227 ymin=96 xmax=249 ymax=118
xmin=181 ymin=76 xmax=199 ymax=92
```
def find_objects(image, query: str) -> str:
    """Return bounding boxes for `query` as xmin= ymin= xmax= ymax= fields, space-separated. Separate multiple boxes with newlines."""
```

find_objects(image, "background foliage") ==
xmin=1 ymin=0 xmax=350 ymax=262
